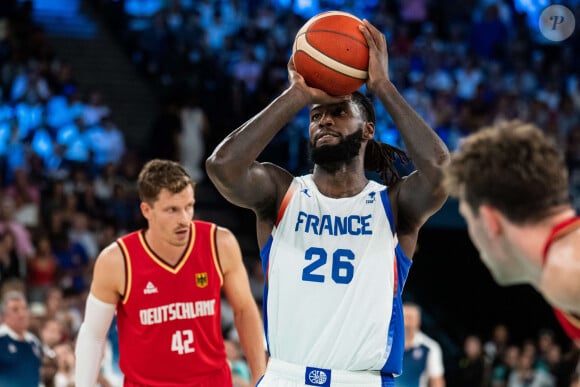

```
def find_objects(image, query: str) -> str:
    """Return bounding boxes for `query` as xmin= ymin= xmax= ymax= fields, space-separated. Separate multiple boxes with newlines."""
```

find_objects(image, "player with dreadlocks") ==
xmin=206 ymin=19 xmax=449 ymax=387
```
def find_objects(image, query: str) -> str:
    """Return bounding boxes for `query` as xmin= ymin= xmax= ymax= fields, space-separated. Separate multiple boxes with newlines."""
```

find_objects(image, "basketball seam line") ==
xmin=294 ymin=35 xmax=368 ymax=79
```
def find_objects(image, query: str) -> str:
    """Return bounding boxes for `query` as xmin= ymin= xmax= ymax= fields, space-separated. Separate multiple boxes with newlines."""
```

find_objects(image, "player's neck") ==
xmin=312 ymin=165 xmax=368 ymax=198
xmin=312 ymin=160 xmax=368 ymax=198
xmin=509 ymin=207 xmax=576 ymax=284
xmin=143 ymin=228 xmax=191 ymax=265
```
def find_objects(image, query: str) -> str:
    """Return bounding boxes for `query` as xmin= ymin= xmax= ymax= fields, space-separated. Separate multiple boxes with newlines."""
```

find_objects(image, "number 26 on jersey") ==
xmin=302 ymin=247 xmax=355 ymax=284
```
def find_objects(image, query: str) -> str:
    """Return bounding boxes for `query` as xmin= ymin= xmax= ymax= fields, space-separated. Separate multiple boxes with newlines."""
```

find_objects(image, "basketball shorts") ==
xmin=256 ymin=358 xmax=395 ymax=387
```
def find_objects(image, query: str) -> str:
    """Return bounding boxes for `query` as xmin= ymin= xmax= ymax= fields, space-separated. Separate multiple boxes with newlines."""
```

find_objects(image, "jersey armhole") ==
xmin=209 ymin=223 xmax=224 ymax=286
xmin=275 ymin=180 xmax=298 ymax=227
xmin=380 ymin=189 xmax=396 ymax=237
xmin=116 ymin=239 xmax=131 ymax=304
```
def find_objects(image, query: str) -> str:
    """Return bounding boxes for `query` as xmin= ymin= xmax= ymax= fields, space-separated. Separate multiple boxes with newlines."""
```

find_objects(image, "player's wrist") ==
xmin=368 ymin=78 xmax=393 ymax=95
xmin=285 ymin=84 xmax=312 ymax=106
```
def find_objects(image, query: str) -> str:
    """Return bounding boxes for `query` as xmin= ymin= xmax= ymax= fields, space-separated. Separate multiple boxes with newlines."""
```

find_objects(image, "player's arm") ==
xmin=205 ymin=59 xmax=346 ymax=215
xmin=216 ymin=227 xmax=267 ymax=385
xmin=359 ymin=20 xmax=450 ymax=239
xmin=75 ymin=243 xmax=124 ymax=387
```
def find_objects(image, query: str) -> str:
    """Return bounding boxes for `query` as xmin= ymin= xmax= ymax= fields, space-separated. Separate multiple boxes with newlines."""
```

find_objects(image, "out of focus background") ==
xmin=0 ymin=0 xmax=579 ymax=385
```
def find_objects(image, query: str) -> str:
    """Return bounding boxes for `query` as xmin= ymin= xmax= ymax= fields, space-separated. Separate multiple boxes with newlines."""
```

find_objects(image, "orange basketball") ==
xmin=292 ymin=11 xmax=369 ymax=96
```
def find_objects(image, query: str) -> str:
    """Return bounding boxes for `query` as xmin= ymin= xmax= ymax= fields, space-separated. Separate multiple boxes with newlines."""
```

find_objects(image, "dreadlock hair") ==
xmin=351 ymin=91 xmax=409 ymax=186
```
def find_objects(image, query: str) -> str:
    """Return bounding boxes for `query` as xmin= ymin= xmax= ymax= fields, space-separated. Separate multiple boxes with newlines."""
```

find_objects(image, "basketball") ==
xmin=292 ymin=11 xmax=369 ymax=96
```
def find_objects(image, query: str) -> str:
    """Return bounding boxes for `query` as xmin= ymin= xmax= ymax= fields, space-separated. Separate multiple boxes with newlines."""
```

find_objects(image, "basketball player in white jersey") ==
xmin=206 ymin=19 xmax=450 ymax=386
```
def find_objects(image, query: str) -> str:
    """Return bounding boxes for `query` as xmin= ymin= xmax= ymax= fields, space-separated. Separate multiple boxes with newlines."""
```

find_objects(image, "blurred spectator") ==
xmin=454 ymin=56 xmax=484 ymax=101
xmin=179 ymin=94 xmax=208 ymax=182
xmin=40 ymin=353 xmax=58 ymax=387
xmin=247 ymin=258 xmax=264 ymax=305
xmin=0 ymin=195 xmax=33 ymax=259
xmin=557 ymin=96 xmax=580 ymax=141
xmin=399 ymin=0 xmax=429 ymax=38
xmin=81 ymin=89 xmax=110 ymax=127
xmin=49 ymin=61 xmax=78 ymax=97
xmin=87 ymin=115 xmax=125 ymax=169
xmin=40 ymin=178 xmax=67 ymax=229
xmin=454 ymin=334 xmax=491 ymax=387
xmin=57 ymin=116 xmax=92 ymax=170
xmin=30 ymin=127 xmax=64 ymax=184
xmin=39 ymin=318 xmax=64 ymax=353
xmin=14 ymin=85 xmax=44 ymax=139
xmin=5 ymin=167 xmax=40 ymax=228
xmin=101 ymin=317 xmax=123 ymax=387
xmin=0 ymin=289 xmax=42 ymax=386
xmin=537 ymin=330 xmax=557 ymax=367
xmin=27 ymin=235 xmax=58 ymax=302
xmin=137 ymin=11 xmax=174 ymax=77
xmin=225 ymin=338 xmax=252 ymax=387
xmin=10 ymin=63 xmax=50 ymax=102
xmin=469 ymin=3 xmax=507 ymax=60
xmin=403 ymin=72 xmax=434 ymax=126
xmin=0 ymin=229 xmax=24 ymax=284
xmin=4 ymin=120 xmax=26 ymax=182
xmin=105 ymin=182 xmax=140 ymax=233
xmin=93 ymin=162 xmax=117 ymax=203
xmin=53 ymin=342 xmax=75 ymax=387
xmin=544 ymin=343 xmax=568 ymax=387
xmin=508 ymin=350 xmax=555 ymax=387
xmin=484 ymin=323 xmax=510 ymax=367
xmin=492 ymin=345 xmax=521 ymax=387
xmin=232 ymin=47 xmax=263 ymax=95
xmin=45 ymin=90 xmax=83 ymax=129
xmin=51 ymin=232 xmax=89 ymax=295
xmin=457 ymin=83 xmax=495 ymax=132
xmin=68 ymin=211 xmax=98 ymax=260
xmin=397 ymin=302 xmax=446 ymax=387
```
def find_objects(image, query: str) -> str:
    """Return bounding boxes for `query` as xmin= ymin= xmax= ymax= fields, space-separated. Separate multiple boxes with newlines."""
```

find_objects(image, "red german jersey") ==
xmin=116 ymin=221 xmax=228 ymax=386
xmin=542 ymin=217 xmax=580 ymax=340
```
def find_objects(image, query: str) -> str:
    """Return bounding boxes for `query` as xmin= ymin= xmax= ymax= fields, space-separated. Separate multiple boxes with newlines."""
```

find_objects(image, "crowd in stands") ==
xmin=0 ymin=0 xmax=579 ymax=385
xmin=96 ymin=0 xmax=580 ymax=212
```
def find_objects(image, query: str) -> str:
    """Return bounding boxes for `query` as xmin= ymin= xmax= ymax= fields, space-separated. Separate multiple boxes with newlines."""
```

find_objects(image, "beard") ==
xmin=310 ymin=128 xmax=363 ymax=173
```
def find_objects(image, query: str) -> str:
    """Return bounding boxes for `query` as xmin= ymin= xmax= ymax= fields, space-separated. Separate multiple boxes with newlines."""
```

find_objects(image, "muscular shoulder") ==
xmin=255 ymin=162 xmax=293 ymax=220
xmin=95 ymin=242 xmax=125 ymax=270
xmin=215 ymin=226 xmax=243 ymax=273
xmin=92 ymin=242 xmax=126 ymax=302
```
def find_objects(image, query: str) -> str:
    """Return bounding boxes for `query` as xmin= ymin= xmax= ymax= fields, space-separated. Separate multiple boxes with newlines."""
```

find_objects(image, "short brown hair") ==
xmin=138 ymin=159 xmax=194 ymax=204
xmin=445 ymin=120 xmax=570 ymax=224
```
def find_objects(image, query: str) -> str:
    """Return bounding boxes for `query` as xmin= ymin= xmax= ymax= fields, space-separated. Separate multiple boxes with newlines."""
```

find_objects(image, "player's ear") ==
xmin=140 ymin=202 xmax=151 ymax=220
xmin=363 ymin=121 xmax=375 ymax=139
xmin=479 ymin=204 xmax=502 ymax=237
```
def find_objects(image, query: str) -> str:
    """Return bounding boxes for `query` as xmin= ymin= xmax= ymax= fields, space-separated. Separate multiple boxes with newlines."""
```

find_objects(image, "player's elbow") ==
xmin=205 ymin=151 xmax=232 ymax=185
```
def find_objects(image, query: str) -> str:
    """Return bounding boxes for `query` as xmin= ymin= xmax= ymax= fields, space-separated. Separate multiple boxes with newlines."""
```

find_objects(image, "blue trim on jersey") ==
xmin=379 ymin=188 xmax=412 ymax=376
xmin=260 ymin=236 xmax=273 ymax=355
xmin=380 ymin=190 xmax=396 ymax=236
xmin=381 ymin=373 xmax=396 ymax=387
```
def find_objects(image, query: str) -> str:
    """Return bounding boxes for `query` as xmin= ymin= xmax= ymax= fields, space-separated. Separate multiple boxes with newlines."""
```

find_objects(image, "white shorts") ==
xmin=256 ymin=358 xmax=395 ymax=387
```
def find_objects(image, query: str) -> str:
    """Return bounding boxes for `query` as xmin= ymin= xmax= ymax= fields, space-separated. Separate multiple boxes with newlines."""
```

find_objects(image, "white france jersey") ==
xmin=260 ymin=175 xmax=411 ymax=374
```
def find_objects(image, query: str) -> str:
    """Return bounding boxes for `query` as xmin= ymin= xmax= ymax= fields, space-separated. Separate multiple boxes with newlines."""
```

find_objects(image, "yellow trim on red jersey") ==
xmin=562 ymin=311 xmax=580 ymax=329
xmin=209 ymin=223 xmax=223 ymax=286
xmin=117 ymin=239 xmax=132 ymax=305
xmin=137 ymin=223 xmax=195 ymax=274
